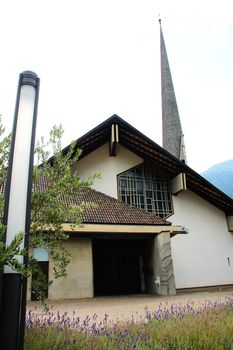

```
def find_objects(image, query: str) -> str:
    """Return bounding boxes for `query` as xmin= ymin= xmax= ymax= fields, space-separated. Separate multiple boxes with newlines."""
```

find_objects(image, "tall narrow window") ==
xmin=31 ymin=248 xmax=49 ymax=301
xmin=117 ymin=165 xmax=173 ymax=218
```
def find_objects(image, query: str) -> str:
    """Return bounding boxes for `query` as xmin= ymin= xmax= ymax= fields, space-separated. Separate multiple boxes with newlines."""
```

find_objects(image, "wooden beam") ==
xmin=61 ymin=223 xmax=188 ymax=235
xmin=226 ymin=215 xmax=233 ymax=232
xmin=109 ymin=124 xmax=119 ymax=156
xmin=171 ymin=172 xmax=187 ymax=195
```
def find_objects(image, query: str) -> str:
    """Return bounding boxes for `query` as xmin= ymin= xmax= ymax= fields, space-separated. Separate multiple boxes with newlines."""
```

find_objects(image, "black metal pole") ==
xmin=0 ymin=274 xmax=22 ymax=349
xmin=18 ymin=73 xmax=40 ymax=350
xmin=0 ymin=71 xmax=39 ymax=350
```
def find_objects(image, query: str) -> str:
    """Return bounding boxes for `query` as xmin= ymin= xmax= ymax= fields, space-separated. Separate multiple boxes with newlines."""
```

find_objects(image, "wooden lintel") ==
xmin=61 ymin=223 xmax=188 ymax=235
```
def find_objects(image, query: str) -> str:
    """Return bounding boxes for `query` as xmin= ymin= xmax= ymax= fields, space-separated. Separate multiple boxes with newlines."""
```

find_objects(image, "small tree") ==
xmin=0 ymin=121 xmax=99 ymax=303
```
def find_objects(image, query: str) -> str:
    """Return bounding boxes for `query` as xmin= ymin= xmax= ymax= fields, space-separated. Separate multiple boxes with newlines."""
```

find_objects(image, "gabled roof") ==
xmin=61 ymin=114 xmax=233 ymax=215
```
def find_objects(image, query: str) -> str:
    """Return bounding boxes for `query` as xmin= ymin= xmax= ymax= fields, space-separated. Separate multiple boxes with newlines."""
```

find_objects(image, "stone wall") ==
xmin=48 ymin=237 xmax=93 ymax=300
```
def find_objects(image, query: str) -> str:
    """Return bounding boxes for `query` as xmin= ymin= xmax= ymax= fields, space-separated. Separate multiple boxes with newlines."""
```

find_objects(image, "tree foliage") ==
xmin=0 ymin=226 xmax=27 ymax=274
xmin=0 ymin=121 xmax=100 ymax=303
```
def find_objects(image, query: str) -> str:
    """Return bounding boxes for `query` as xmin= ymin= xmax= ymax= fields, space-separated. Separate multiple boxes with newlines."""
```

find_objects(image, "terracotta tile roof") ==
xmin=76 ymin=188 xmax=170 ymax=225
xmin=33 ymin=179 xmax=170 ymax=226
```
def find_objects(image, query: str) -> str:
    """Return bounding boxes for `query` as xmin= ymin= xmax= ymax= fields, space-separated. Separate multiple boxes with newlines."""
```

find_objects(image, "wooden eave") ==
xmin=57 ymin=114 xmax=233 ymax=216
xmin=185 ymin=168 xmax=233 ymax=215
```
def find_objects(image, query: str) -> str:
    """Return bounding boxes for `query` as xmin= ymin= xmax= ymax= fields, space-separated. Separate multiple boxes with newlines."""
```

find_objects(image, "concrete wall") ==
xmin=73 ymin=143 xmax=142 ymax=198
xmin=143 ymin=234 xmax=176 ymax=296
xmin=48 ymin=237 xmax=93 ymax=299
xmin=170 ymin=190 xmax=233 ymax=289
xmin=153 ymin=233 xmax=176 ymax=295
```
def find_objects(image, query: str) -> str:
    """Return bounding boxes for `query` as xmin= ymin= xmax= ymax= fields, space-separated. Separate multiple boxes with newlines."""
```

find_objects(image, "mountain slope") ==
xmin=202 ymin=159 xmax=233 ymax=198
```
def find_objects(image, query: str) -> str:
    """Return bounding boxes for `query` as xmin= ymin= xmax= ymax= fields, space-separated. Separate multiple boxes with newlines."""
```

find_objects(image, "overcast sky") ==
xmin=0 ymin=0 xmax=233 ymax=173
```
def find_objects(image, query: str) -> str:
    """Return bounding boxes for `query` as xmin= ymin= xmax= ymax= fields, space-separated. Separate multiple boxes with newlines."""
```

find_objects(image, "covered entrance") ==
xmin=93 ymin=236 xmax=154 ymax=296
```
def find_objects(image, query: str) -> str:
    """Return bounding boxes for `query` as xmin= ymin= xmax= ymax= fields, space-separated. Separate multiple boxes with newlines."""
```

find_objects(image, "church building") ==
xmin=31 ymin=23 xmax=233 ymax=300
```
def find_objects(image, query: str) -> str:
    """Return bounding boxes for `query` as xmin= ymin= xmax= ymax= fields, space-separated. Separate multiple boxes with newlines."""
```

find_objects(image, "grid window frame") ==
xmin=117 ymin=165 xmax=173 ymax=218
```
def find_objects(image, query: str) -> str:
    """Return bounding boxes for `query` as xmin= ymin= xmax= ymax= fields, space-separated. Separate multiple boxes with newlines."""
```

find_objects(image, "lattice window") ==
xmin=117 ymin=165 xmax=173 ymax=218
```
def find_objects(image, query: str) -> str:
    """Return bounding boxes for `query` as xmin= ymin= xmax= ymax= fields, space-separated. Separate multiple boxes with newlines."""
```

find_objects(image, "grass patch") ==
xmin=25 ymin=296 xmax=233 ymax=349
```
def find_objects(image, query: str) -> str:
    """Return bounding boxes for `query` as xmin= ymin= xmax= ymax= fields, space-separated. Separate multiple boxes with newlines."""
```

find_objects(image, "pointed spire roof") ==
xmin=160 ymin=20 xmax=187 ymax=163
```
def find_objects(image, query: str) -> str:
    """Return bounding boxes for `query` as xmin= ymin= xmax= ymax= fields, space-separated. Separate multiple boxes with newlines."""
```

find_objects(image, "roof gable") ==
xmin=60 ymin=114 xmax=233 ymax=215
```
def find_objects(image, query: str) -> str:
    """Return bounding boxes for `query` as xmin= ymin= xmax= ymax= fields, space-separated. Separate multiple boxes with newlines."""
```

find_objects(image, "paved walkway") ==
xmin=27 ymin=289 xmax=233 ymax=322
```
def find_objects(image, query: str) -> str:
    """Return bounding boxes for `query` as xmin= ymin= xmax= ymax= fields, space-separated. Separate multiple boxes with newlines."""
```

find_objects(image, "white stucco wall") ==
xmin=170 ymin=190 xmax=233 ymax=289
xmin=73 ymin=143 xmax=142 ymax=198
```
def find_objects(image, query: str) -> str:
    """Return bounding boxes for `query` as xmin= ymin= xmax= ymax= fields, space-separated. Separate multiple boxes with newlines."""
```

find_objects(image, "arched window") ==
xmin=117 ymin=165 xmax=173 ymax=218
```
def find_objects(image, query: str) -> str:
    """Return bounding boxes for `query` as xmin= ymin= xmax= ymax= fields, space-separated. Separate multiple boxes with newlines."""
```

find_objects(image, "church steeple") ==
xmin=160 ymin=20 xmax=187 ymax=163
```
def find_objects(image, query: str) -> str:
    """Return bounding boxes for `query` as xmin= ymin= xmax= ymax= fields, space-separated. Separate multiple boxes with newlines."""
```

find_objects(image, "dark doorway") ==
xmin=31 ymin=261 xmax=49 ymax=301
xmin=93 ymin=238 xmax=151 ymax=296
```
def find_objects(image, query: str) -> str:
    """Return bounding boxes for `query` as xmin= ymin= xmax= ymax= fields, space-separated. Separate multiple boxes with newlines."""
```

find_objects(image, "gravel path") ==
xmin=27 ymin=289 xmax=233 ymax=322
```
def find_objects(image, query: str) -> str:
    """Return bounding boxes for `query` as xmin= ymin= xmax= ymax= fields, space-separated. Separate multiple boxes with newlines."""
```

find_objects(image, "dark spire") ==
xmin=160 ymin=21 xmax=187 ymax=163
